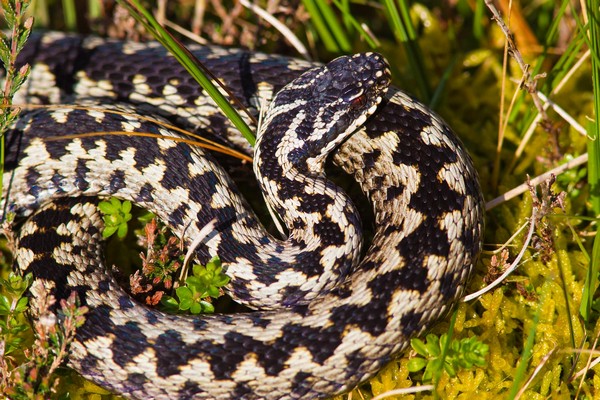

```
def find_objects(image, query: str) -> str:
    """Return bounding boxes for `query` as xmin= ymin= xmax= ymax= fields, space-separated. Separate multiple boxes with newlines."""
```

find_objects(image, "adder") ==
xmin=2 ymin=32 xmax=484 ymax=399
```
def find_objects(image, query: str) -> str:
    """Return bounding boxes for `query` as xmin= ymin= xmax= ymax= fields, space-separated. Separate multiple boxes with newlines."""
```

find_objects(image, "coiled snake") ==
xmin=3 ymin=32 xmax=484 ymax=399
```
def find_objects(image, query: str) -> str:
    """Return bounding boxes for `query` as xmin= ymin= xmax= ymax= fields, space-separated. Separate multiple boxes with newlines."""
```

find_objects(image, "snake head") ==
xmin=256 ymin=52 xmax=391 ymax=175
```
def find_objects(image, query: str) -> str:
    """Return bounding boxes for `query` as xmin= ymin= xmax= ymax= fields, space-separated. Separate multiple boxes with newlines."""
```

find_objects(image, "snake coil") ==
xmin=2 ymin=33 xmax=484 ymax=399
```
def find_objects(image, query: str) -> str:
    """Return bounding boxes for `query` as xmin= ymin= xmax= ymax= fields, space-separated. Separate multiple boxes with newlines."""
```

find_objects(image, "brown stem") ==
xmin=484 ymin=0 xmax=549 ymax=121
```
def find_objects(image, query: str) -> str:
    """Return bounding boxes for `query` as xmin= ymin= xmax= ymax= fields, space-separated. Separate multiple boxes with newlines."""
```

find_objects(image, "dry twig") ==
xmin=484 ymin=0 xmax=549 ymax=122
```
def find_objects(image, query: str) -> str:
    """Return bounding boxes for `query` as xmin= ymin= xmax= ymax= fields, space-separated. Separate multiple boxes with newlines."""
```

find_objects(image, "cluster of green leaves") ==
xmin=0 ymin=271 xmax=32 ymax=357
xmin=0 ymin=267 xmax=88 ymax=398
xmin=407 ymin=333 xmax=489 ymax=382
xmin=162 ymin=256 xmax=229 ymax=314
xmin=97 ymin=198 xmax=229 ymax=315
xmin=98 ymin=198 xmax=133 ymax=239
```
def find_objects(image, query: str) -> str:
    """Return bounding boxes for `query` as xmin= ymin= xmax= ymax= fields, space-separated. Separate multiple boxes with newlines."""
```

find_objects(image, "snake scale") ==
xmin=2 ymin=32 xmax=484 ymax=399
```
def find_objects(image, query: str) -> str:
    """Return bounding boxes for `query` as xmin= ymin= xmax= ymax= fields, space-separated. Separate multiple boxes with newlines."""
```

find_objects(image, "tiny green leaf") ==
xmin=207 ymin=286 xmax=220 ymax=298
xmin=14 ymin=296 xmax=28 ymax=313
xmin=122 ymin=200 xmax=132 ymax=214
xmin=160 ymin=296 xmax=179 ymax=312
xmin=200 ymin=301 xmax=214 ymax=314
xmin=407 ymin=357 xmax=427 ymax=372
xmin=444 ymin=362 xmax=457 ymax=377
xmin=410 ymin=338 xmax=428 ymax=357
xmin=190 ymin=302 xmax=202 ymax=314
xmin=425 ymin=334 xmax=441 ymax=357
xmin=179 ymin=298 xmax=193 ymax=311
xmin=0 ymin=295 xmax=11 ymax=314
xmin=98 ymin=200 xmax=118 ymax=214
xmin=117 ymin=223 xmax=128 ymax=239
xmin=176 ymin=286 xmax=192 ymax=300
xmin=102 ymin=225 xmax=118 ymax=238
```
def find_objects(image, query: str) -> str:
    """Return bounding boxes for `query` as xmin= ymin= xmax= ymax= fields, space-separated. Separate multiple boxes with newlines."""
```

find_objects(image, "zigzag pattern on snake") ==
xmin=2 ymin=32 xmax=484 ymax=399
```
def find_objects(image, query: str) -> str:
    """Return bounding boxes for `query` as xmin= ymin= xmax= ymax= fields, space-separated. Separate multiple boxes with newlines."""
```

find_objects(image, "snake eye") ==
xmin=351 ymin=94 xmax=367 ymax=107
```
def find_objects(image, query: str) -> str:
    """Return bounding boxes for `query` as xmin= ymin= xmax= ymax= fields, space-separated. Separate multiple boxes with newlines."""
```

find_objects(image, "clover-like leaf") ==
xmin=407 ymin=357 xmax=427 ymax=373
xmin=99 ymin=198 xmax=134 ymax=239
xmin=98 ymin=200 xmax=118 ymax=214
xmin=410 ymin=338 xmax=429 ymax=357
xmin=0 ymin=295 xmax=11 ymax=315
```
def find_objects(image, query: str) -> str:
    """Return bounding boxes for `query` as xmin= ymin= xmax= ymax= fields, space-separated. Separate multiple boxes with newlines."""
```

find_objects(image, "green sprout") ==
xmin=98 ymin=198 xmax=133 ymax=239
xmin=161 ymin=256 xmax=229 ymax=315
xmin=407 ymin=333 xmax=488 ymax=382
xmin=0 ymin=271 xmax=32 ymax=356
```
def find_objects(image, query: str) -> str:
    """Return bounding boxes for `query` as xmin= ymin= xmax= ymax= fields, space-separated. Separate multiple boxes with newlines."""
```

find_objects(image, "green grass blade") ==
xmin=301 ymin=0 xmax=341 ymax=53
xmin=383 ymin=0 xmax=405 ymax=40
xmin=580 ymin=0 xmax=600 ymax=322
xmin=87 ymin=0 xmax=102 ymax=20
xmin=543 ymin=0 xmax=570 ymax=48
xmin=337 ymin=0 xmax=351 ymax=30
xmin=547 ymin=34 xmax=586 ymax=90
xmin=61 ymin=0 xmax=76 ymax=31
xmin=429 ymin=55 xmax=458 ymax=110
xmin=431 ymin=309 xmax=459 ymax=399
xmin=557 ymin=246 xmax=576 ymax=349
xmin=314 ymin=0 xmax=351 ymax=52
xmin=31 ymin=0 xmax=49 ymax=27
xmin=473 ymin=0 xmax=484 ymax=40
xmin=580 ymin=226 xmax=600 ymax=321
xmin=507 ymin=290 xmax=542 ymax=398
xmin=332 ymin=0 xmax=379 ymax=49
xmin=116 ymin=0 xmax=256 ymax=147
xmin=587 ymin=0 xmax=600 ymax=215
xmin=396 ymin=0 xmax=416 ymax=39
xmin=588 ymin=119 xmax=600 ymax=215
xmin=383 ymin=0 xmax=431 ymax=101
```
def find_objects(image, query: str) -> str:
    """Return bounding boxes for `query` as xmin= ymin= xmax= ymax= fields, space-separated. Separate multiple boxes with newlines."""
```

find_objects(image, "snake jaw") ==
xmin=255 ymin=52 xmax=391 ymax=176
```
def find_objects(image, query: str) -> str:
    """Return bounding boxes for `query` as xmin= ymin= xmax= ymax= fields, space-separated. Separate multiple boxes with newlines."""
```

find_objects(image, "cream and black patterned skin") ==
xmin=3 ymin=33 xmax=484 ymax=399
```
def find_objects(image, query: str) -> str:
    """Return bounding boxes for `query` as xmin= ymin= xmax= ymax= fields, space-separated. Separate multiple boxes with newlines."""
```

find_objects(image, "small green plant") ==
xmin=161 ymin=256 xmax=229 ymax=314
xmin=139 ymin=217 xmax=182 ymax=290
xmin=98 ymin=198 xmax=133 ymax=239
xmin=407 ymin=333 xmax=489 ymax=382
xmin=0 ymin=269 xmax=88 ymax=397
xmin=555 ymin=155 xmax=587 ymax=199
xmin=96 ymin=201 xmax=229 ymax=315
xmin=0 ymin=271 xmax=32 ymax=357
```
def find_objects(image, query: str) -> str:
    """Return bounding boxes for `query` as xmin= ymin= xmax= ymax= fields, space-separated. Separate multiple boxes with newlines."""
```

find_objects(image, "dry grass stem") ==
xmin=370 ymin=385 xmax=435 ymax=400
xmin=514 ymin=347 xmax=556 ymax=399
xmin=239 ymin=0 xmax=310 ymax=60
xmin=484 ymin=0 xmax=549 ymax=121
xmin=463 ymin=205 xmax=537 ymax=302
xmin=486 ymin=154 xmax=588 ymax=210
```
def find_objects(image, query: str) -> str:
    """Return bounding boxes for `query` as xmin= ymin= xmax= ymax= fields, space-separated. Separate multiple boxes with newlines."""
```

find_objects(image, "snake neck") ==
xmin=251 ymin=82 xmax=367 ymax=302
xmin=246 ymin=53 xmax=390 ymax=306
xmin=253 ymin=119 xmax=364 ymax=280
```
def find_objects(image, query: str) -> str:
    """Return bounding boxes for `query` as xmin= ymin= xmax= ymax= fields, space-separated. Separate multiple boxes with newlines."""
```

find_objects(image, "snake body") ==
xmin=3 ymin=32 xmax=484 ymax=399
